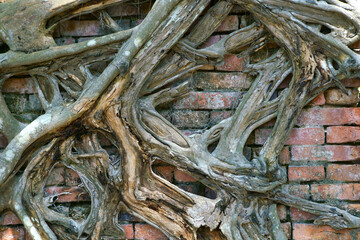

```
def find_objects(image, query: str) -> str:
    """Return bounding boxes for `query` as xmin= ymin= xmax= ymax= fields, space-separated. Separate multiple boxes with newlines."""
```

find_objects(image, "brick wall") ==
xmin=1 ymin=3 xmax=360 ymax=240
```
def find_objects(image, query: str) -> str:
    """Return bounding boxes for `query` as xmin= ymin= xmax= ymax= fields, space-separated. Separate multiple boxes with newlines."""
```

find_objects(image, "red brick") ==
xmin=324 ymin=88 xmax=359 ymax=106
xmin=255 ymin=127 xmax=324 ymax=145
xmin=44 ymin=186 xmax=90 ymax=202
xmin=216 ymin=15 xmax=239 ymax=32
xmin=327 ymin=126 xmax=360 ymax=143
xmin=311 ymin=184 xmax=360 ymax=201
xmin=288 ymin=165 xmax=324 ymax=181
xmin=279 ymin=147 xmax=290 ymax=165
xmin=65 ymin=168 xmax=81 ymax=186
xmin=0 ymin=133 xmax=8 ymax=148
xmin=174 ymin=92 xmax=242 ymax=110
xmin=2 ymin=78 xmax=36 ymax=94
xmin=297 ymin=107 xmax=360 ymax=126
xmin=121 ymin=224 xmax=134 ymax=239
xmin=58 ymin=20 xmax=102 ymax=37
xmin=308 ymin=93 xmax=325 ymax=106
xmin=0 ymin=212 xmax=21 ymax=225
xmin=153 ymin=166 xmax=174 ymax=182
xmin=45 ymin=167 xmax=65 ymax=186
xmin=193 ymin=72 xmax=251 ymax=90
xmin=291 ymin=145 xmax=360 ymax=162
xmin=172 ymin=111 xmax=209 ymax=128
xmin=0 ymin=227 xmax=26 ymax=240
xmin=327 ymin=164 xmax=360 ymax=181
xmin=174 ymin=169 xmax=197 ymax=182
xmin=199 ymin=35 xmax=221 ymax=48
xmin=290 ymin=207 xmax=316 ymax=221
xmin=134 ymin=224 xmax=168 ymax=240
xmin=293 ymin=224 xmax=351 ymax=240
xmin=215 ymin=54 xmax=245 ymax=71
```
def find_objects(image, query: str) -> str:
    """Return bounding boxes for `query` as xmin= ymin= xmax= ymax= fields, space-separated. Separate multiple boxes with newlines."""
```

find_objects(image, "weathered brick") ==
xmin=215 ymin=54 xmax=246 ymax=71
xmin=58 ymin=20 xmax=103 ymax=37
xmin=291 ymin=145 xmax=360 ymax=162
xmin=172 ymin=111 xmax=209 ymax=128
xmin=44 ymin=186 xmax=90 ymax=202
xmin=290 ymin=207 xmax=316 ymax=221
xmin=121 ymin=224 xmax=134 ymax=239
xmin=193 ymin=72 xmax=251 ymax=90
xmin=153 ymin=165 xmax=174 ymax=182
xmin=0 ymin=133 xmax=8 ymax=149
xmin=311 ymin=184 xmax=360 ymax=201
xmin=174 ymin=169 xmax=197 ymax=182
xmin=255 ymin=127 xmax=325 ymax=145
xmin=0 ymin=227 xmax=26 ymax=240
xmin=4 ymin=95 xmax=27 ymax=113
xmin=297 ymin=107 xmax=360 ymax=126
xmin=174 ymin=92 xmax=242 ymax=110
xmin=288 ymin=165 xmax=325 ymax=182
xmin=327 ymin=126 xmax=360 ymax=143
xmin=308 ymin=93 xmax=325 ymax=106
xmin=106 ymin=4 xmax=147 ymax=17
xmin=277 ymin=204 xmax=287 ymax=221
xmin=342 ymin=78 xmax=360 ymax=87
xmin=327 ymin=164 xmax=360 ymax=181
xmin=199 ymin=35 xmax=222 ymax=48
xmin=209 ymin=111 xmax=233 ymax=125
xmin=24 ymin=95 xmax=43 ymax=112
xmin=324 ymin=88 xmax=359 ymax=106
xmin=0 ymin=211 xmax=21 ymax=225
xmin=2 ymin=78 xmax=36 ymax=94
xmin=45 ymin=166 xmax=65 ymax=186
xmin=65 ymin=168 xmax=81 ymax=186
xmin=107 ymin=6 xmax=137 ymax=17
xmin=281 ymin=222 xmax=291 ymax=239
xmin=216 ymin=15 xmax=239 ymax=32
xmin=54 ymin=37 xmax=75 ymax=45
xmin=135 ymin=224 xmax=168 ymax=240
xmin=279 ymin=147 xmax=290 ymax=165
xmin=293 ymin=224 xmax=351 ymax=240
xmin=283 ymin=185 xmax=310 ymax=199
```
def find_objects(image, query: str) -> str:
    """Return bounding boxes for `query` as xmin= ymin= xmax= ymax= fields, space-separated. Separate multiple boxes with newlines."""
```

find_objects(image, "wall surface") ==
xmin=1 ymin=2 xmax=360 ymax=240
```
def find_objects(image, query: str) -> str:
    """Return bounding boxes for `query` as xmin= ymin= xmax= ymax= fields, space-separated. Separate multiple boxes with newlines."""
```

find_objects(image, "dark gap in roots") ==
xmin=207 ymin=139 xmax=219 ymax=153
xmin=0 ymin=43 xmax=9 ymax=53
xmin=332 ymin=59 xmax=340 ymax=70
xmin=320 ymin=25 xmax=332 ymax=34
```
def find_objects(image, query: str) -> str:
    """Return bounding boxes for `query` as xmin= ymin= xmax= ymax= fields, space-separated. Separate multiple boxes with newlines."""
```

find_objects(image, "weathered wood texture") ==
xmin=0 ymin=0 xmax=360 ymax=239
